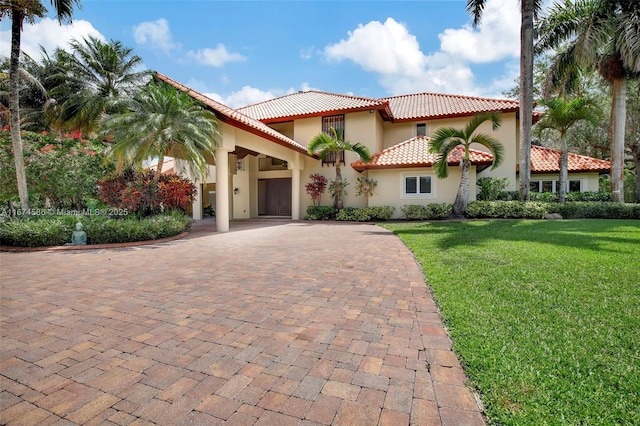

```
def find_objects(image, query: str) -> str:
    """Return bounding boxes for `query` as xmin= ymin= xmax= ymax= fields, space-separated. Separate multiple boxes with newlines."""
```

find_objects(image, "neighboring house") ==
xmin=155 ymin=73 xmax=611 ymax=231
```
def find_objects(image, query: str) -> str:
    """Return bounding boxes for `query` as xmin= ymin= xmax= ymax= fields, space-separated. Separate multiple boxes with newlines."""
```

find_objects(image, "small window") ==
xmin=541 ymin=181 xmax=554 ymax=193
xmin=569 ymin=180 xmax=581 ymax=192
xmin=404 ymin=175 xmax=432 ymax=196
xmin=416 ymin=123 xmax=427 ymax=137
xmin=530 ymin=182 xmax=540 ymax=193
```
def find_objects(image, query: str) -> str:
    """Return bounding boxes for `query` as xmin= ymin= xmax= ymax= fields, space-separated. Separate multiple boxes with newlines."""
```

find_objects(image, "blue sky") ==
xmin=1 ymin=0 xmax=541 ymax=108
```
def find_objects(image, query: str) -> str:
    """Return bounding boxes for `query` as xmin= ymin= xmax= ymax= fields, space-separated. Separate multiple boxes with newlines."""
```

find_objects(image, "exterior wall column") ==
xmin=192 ymin=183 xmax=203 ymax=220
xmin=215 ymin=147 xmax=231 ymax=232
xmin=291 ymin=167 xmax=301 ymax=220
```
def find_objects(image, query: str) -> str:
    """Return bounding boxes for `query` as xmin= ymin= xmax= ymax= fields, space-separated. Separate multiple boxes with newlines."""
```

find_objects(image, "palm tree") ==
xmin=102 ymin=81 xmax=219 ymax=182
xmin=430 ymin=112 xmax=504 ymax=217
xmin=466 ymin=0 xmax=544 ymax=202
xmin=49 ymin=35 xmax=148 ymax=135
xmin=536 ymin=0 xmax=640 ymax=202
xmin=534 ymin=96 xmax=601 ymax=202
xmin=307 ymin=126 xmax=372 ymax=209
xmin=1 ymin=0 xmax=80 ymax=211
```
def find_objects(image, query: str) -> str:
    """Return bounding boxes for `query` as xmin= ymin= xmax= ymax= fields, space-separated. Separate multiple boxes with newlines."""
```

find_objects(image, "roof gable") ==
xmin=529 ymin=145 xmax=611 ymax=173
xmin=351 ymin=136 xmax=494 ymax=171
xmin=382 ymin=93 xmax=520 ymax=122
xmin=154 ymin=73 xmax=310 ymax=156
xmin=238 ymin=90 xmax=392 ymax=123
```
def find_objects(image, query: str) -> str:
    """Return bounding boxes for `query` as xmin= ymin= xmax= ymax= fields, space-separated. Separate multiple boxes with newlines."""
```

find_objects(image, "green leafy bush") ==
xmin=477 ymin=177 xmax=510 ymax=201
xmin=466 ymin=201 xmax=640 ymax=219
xmin=304 ymin=206 xmax=336 ymax=220
xmin=0 ymin=211 xmax=191 ymax=247
xmin=465 ymin=201 xmax=548 ymax=219
xmin=400 ymin=204 xmax=453 ymax=220
xmin=335 ymin=206 xmax=394 ymax=222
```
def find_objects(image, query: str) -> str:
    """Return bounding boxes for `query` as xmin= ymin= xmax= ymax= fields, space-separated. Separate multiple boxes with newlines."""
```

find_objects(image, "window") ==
xmin=404 ymin=175 xmax=433 ymax=196
xmin=530 ymin=179 xmax=583 ymax=193
xmin=416 ymin=123 xmax=427 ymax=137
xmin=321 ymin=115 xmax=345 ymax=166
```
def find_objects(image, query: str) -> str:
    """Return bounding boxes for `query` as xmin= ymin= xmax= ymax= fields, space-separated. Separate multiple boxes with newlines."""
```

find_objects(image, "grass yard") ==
xmin=384 ymin=219 xmax=640 ymax=425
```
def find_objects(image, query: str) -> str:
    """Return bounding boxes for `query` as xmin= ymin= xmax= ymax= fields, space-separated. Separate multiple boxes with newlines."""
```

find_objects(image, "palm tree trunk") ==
xmin=453 ymin=159 xmax=471 ymax=218
xmin=519 ymin=0 xmax=534 ymax=202
xmin=610 ymin=78 xmax=626 ymax=203
xmin=9 ymin=10 xmax=30 ymax=211
xmin=155 ymin=154 xmax=165 ymax=182
xmin=558 ymin=134 xmax=569 ymax=203
xmin=334 ymin=154 xmax=342 ymax=209
xmin=632 ymin=144 xmax=640 ymax=203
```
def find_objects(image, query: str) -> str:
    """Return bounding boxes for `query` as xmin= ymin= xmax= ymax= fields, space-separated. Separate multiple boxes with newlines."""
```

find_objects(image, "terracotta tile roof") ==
xmin=154 ymin=72 xmax=310 ymax=156
xmin=529 ymin=145 xmax=611 ymax=173
xmin=351 ymin=136 xmax=494 ymax=171
xmin=382 ymin=93 xmax=520 ymax=121
xmin=237 ymin=91 xmax=392 ymax=123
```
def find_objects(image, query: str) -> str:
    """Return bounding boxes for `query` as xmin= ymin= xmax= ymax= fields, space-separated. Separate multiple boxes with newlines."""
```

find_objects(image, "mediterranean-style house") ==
xmin=155 ymin=72 xmax=611 ymax=232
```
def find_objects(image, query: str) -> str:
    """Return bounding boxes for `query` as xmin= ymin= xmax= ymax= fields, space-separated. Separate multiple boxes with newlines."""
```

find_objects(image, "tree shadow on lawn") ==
xmin=389 ymin=219 xmax=640 ymax=253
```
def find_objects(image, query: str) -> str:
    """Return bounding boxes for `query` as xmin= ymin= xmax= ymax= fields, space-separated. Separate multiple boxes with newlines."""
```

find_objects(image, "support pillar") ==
xmin=193 ymin=183 xmax=203 ymax=220
xmin=291 ymin=167 xmax=300 ymax=220
xmin=215 ymin=147 xmax=231 ymax=232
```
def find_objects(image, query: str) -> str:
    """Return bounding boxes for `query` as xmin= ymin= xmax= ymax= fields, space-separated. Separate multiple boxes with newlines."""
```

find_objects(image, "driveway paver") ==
xmin=0 ymin=220 xmax=485 ymax=425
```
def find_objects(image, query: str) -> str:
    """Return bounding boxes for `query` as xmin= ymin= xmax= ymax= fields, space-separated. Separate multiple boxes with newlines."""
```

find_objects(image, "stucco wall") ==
xmin=368 ymin=166 xmax=476 ymax=219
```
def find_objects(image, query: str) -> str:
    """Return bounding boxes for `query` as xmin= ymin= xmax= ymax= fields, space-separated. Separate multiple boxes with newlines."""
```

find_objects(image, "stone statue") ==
xmin=71 ymin=222 xmax=87 ymax=245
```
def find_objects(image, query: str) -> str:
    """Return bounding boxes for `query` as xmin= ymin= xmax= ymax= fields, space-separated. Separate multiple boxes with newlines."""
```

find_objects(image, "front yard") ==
xmin=384 ymin=219 xmax=640 ymax=425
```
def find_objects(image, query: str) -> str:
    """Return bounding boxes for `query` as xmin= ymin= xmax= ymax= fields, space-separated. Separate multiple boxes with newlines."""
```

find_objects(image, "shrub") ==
xmin=335 ymin=206 xmax=394 ymax=222
xmin=400 ymin=204 xmax=453 ymax=220
xmin=0 ymin=211 xmax=191 ymax=247
xmin=465 ymin=201 xmax=548 ymax=219
xmin=477 ymin=177 xmax=510 ymax=201
xmin=355 ymin=177 xmax=378 ymax=198
xmin=98 ymin=171 xmax=195 ymax=216
xmin=305 ymin=174 xmax=328 ymax=207
xmin=304 ymin=205 xmax=335 ymax=220
xmin=546 ymin=202 xmax=640 ymax=219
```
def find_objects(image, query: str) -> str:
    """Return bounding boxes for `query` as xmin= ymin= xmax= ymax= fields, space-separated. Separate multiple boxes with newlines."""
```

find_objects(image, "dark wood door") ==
xmin=258 ymin=178 xmax=291 ymax=216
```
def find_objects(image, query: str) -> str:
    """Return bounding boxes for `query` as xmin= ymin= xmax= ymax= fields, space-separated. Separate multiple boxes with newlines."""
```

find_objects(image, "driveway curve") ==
xmin=1 ymin=220 xmax=484 ymax=425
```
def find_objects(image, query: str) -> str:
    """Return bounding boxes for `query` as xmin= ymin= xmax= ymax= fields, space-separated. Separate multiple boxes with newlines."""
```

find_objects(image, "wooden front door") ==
xmin=258 ymin=178 xmax=292 ymax=216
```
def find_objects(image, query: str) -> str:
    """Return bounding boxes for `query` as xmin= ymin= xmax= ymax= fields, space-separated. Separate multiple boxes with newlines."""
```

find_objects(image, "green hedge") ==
xmin=304 ymin=206 xmax=336 ymax=220
xmin=400 ymin=204 xmax=453 ymax=220
xmin=466 ymin=201 xmax=640 ymax=219
xmin=335 ymin=206 xmax=395 ymax=222
xmin=0 ymin=211 xmax=191 ymax=247
xmin=496 ymin=191 xmax=613 ymax=202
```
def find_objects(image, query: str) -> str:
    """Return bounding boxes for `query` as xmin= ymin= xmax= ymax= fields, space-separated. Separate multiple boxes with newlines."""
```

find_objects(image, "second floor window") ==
xmin=321 ymin=114 xmax=345 ymax=166
xmin=416 ymin=123 xmax=427 ymax=137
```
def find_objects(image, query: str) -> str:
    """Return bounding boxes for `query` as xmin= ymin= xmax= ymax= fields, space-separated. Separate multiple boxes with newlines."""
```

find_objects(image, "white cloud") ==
xmin=325 ymin=18 xmax=427 ymax=77
xmin=322 ymin=0 xmax=526 ymax=97
xmin=204 ymin=86 xmax=274 ymax=109
xmin=439 ymin=0 xmax=520 ymax=63
xmin=0 ymin=17 xmax=104 ymax=60
xmin=133 ymin=18 xmax=179 ymax=53
xmin=186 ymin=44 xmax=246 ymax=67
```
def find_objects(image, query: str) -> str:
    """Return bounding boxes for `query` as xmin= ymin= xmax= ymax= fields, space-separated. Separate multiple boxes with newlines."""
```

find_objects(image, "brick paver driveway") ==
xmin=1 ymin=220 xmax=484 ymax=425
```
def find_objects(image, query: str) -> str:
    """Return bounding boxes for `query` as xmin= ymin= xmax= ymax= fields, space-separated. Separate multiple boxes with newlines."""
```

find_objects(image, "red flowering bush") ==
xmin=305 ymin=173 xmax=328 ymax=206
xmin=98 ymin=170 xmax=195 ymax=215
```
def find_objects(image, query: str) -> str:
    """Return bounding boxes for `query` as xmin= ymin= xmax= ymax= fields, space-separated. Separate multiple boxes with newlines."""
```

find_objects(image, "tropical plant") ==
xmin=307 ymin=126 xmax=372 ymax=209
xmin=536 ymin=0 xmax=640 ymax=202
xmin=305 ymin=173 xmax=328 ymax=207
xmin=48 ymin=35 xmax=148 ymax=135
xmin=102 ymin=81 xmax=219 ymax=182
xmin=355 ymin=176 xmax=377 ymax=198
xmin=1 ymin=0 xmax=81 ymax=211
xmin=534 ymin=96 xmax=601 ymax=202
xmin=466 ymin=0 xmax=544 ymax=202
xmin=429 ymin=112 xmax=504 ymax=217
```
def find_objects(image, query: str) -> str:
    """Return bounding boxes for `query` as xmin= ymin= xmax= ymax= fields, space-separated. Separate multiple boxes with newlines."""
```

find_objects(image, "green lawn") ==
xmin=384 ymin=219 xmax=640 ymax=425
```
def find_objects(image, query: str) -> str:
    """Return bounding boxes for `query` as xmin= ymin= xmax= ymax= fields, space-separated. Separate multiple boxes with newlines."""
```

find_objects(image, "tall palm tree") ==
xmin=102 ymin=81 xmax=219 ymax=182
xmin=1 ymin=0 xmax=80 ymax=211
xmin=49 ymin=35 xmax=148 ymax=135
xmin=536 ymin=0 xmax=640 ymax=202
xmin=430 ymin=112 xmax=504 ymax=217
xmin=467 ymin=0 xmax=544 ymax=202
xmin=534 ymin=96 xmax=601 ymax=202
xmin=307 ymin=126 xmax=372 ymax=209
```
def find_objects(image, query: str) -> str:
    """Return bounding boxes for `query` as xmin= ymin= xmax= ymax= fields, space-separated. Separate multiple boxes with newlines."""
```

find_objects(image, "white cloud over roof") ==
xmin=186 ymin=44 xmax=246 ymax=67
xmin=133 ymin=18 xmax=179 ymax=53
